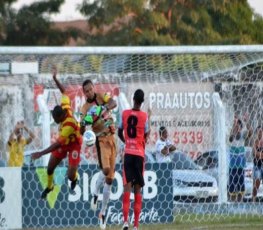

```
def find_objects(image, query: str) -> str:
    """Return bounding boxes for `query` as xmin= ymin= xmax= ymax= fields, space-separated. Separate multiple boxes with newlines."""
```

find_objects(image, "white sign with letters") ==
xmin=0 ymin=168 xmax=22 ymax=229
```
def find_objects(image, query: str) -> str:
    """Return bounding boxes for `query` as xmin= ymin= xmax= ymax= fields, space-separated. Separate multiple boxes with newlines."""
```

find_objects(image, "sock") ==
xmin=47 ymin=174 xmax=54 ymax=189
xmin=100 ymin=183 xmax=111 ymax=215
xmin=134 ymin=193 xmax=142 ymax=228
xmin=122 ymin=192 xmax=130 ymax=223
xmin=73 ymin=171 xmax=78 ymax=181
xmin=94 ymin=171 xmax=105 ymax=196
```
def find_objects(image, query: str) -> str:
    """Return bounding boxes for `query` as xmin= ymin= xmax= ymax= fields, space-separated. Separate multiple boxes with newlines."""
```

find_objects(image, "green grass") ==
xmin=28 ymin=215 xmax=263 ymax=230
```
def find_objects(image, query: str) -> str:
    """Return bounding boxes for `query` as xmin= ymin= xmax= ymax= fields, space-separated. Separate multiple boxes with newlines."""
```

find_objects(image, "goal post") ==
xmin=1 ymin=46 xmax=263 ymax=228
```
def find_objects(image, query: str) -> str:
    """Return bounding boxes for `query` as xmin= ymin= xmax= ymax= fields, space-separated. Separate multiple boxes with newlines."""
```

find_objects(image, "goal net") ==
xmin=1 ymin=46 xmax=263 ymax=228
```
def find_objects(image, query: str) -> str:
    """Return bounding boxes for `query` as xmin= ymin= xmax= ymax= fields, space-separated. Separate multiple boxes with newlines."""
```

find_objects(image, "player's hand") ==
xmin=31 ymin=152 xmax=43 ymax=160
xmin=20 ymin=120 xmax=25 ymax=129
xmin=100 ymin=105 xmax=110 ymax=119
xmin=15 ymin=121 xmax=24 ymax=130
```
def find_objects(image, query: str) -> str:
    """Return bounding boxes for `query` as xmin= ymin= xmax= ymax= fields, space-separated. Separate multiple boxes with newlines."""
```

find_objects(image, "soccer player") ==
xmin=118 ymin=89 xmax=150 ymax=230
xmin=31 ymin=67 xmax=82 ymax=199
xmin=80 ymin=79 xmax=117 ymax=229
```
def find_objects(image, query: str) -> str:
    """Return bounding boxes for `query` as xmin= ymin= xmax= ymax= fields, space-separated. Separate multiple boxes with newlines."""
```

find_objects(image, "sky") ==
xmin=12 ymin=0 xmax=263 ymax=21
xmin=12 ymin=0 xmax=85 ymax=21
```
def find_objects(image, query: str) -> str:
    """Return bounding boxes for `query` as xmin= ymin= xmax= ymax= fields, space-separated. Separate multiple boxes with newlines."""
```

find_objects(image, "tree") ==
xmin=0 ymin=0 xmax=81 ymax=45
xmin=79 ymin=0 xmax=263 ymax=45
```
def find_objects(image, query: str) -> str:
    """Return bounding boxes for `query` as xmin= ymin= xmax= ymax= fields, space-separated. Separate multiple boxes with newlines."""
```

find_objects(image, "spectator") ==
xmin=252 ymin=126 xmax=263 ymax=202
xmin=228 ymin=116 xmax=252 ymax=202
xmin=7 ymin=121 xmax=35 ymax=167
xmin=155 ymin=126 xmax=176 ymax=163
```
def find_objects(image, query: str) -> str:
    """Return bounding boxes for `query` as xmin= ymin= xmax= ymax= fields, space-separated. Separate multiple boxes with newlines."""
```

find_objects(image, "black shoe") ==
xmin=41 ymin=186 xmax=54 ymax=199
xmin=71 ymin=178 xmax=78 ymax=191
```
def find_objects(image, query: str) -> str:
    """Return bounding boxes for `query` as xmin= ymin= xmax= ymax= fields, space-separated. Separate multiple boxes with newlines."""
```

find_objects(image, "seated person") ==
xmin=155 ymin=126 xmax=176 ymax=163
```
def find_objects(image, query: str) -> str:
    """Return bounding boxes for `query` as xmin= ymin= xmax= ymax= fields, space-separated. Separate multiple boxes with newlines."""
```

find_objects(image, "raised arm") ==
xmin=8 ymin=122 xmax=20 ymax=144
xmin=52 ymin=66 xmax=66 ymax=94
xmin=229 ymin=117 xmax=238 ymax=142
xmin=23 ymin=122 xmax=35 ymax=144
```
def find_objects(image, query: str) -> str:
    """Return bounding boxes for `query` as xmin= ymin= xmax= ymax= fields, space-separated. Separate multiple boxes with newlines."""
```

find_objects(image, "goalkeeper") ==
xmin=31 ymin=67 xmax=82 ymax=199
xmin=80 ymin=79 xmax=117 ymax=230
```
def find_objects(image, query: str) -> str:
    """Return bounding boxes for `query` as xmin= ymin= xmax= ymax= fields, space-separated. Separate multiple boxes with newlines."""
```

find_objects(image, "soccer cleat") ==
xmin=41 ymin=186 xmax=54 ymax=199
xmin=122 ymin=222 xmax=129 ymax=230
xmin=99 ymin=213 xmax=106 ymax=229
xmin=133 ymin=227 xmax=138 ymax=230
xmin=70 ymin=178 xmax=78 ymax=191
xmin=91 ymin=194 xmax=98 ymax=211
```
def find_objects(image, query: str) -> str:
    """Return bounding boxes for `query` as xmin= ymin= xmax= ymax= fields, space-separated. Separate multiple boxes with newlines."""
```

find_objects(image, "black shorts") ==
xmin=123 ymin=154 xmax=145 ymax=187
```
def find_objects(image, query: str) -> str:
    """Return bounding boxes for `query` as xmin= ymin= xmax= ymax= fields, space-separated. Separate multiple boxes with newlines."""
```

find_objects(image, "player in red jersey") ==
xmin=118 ymin=89 xmax=150 ymax=230
xmin=31 ymin=67 xmax=82 ymax=199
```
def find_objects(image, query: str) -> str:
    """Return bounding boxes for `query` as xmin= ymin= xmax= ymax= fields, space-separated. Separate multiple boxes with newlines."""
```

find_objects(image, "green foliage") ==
xmin=0 ymin=0 xmax=81 ymax=45
xmin=79 ymin=0 xmax=263 ymax=45
xmin=1 ymin=0 xmax=263 ymax=45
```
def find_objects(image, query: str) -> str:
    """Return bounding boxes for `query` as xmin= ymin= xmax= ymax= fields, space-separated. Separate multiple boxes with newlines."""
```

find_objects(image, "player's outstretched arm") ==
xmin=31 ymin=142 xmax=61 ymax=160
xmin=52 ymin=66 xmax=65 ymax=94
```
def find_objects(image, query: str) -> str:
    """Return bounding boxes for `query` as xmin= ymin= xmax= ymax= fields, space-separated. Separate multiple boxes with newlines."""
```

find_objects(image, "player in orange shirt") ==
xmin=31 ymin=67 xmax=82 ymax=199
xmin=118 ymin=89 xmax=150 ymax=230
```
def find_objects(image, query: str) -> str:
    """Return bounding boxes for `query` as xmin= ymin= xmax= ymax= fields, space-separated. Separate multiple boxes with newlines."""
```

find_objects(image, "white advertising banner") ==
xmin=0 ymin=168 xmax=22 ymax=229
xmin=124 ymin=82 xmax=214 ymax=158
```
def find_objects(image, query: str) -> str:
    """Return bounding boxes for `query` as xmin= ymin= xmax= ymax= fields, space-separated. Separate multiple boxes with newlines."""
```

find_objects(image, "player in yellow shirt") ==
xmin=31 ymin=67 xmax=82 ymax=199
xmin=7 ymin=121 xmax=35 ymax=167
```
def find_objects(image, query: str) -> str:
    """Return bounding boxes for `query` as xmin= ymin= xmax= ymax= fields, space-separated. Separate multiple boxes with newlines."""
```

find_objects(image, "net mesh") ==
xmin=1 ymin=47 xmax=263 ymax=228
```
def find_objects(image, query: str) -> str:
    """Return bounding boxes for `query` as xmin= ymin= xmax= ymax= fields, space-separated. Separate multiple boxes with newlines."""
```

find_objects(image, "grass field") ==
xmin=29 ymin=215 xmax=263 ymax=230
xmin=94 ymin=215 xmax=262 ymax=230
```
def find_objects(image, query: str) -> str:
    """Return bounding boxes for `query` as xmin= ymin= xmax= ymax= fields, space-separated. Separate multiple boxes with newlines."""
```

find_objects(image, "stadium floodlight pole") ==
xmin=37 ymin=94 xmax=51 ymax=166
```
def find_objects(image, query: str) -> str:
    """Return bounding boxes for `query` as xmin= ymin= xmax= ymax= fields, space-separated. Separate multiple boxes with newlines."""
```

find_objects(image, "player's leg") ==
xmin=91 ymin=138 xmax=106 ymax=211
xmin=133 ymin=156 xmax=145 ymax=229
xmin=122 ymin=182 xmax=132 ymax=230
xmin=41 ymin=153 xmax=63 ymax=199
xmin=68 ymin=145 xmax=81 ymax=191
xmin=100 ymin=135 xmax=116 ymax=215
xmin=97 ymin=136 xmax=115 ymax=229
xmin=122 ymin=154 xmax=135 ymax=230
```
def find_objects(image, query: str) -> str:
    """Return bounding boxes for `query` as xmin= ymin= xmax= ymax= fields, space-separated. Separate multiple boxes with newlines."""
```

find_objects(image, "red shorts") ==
xmin=52 ymin=143 xmax=81 ymax=166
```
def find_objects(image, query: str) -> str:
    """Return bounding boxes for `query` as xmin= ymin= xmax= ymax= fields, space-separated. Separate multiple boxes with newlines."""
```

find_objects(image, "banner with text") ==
xmin=22 ymin=163 xmax=173 ymax=228
xmin=123 ymin=82 xmax=214 ymax=159
xmin=0 ymin=168 xmax=22 ymax=229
